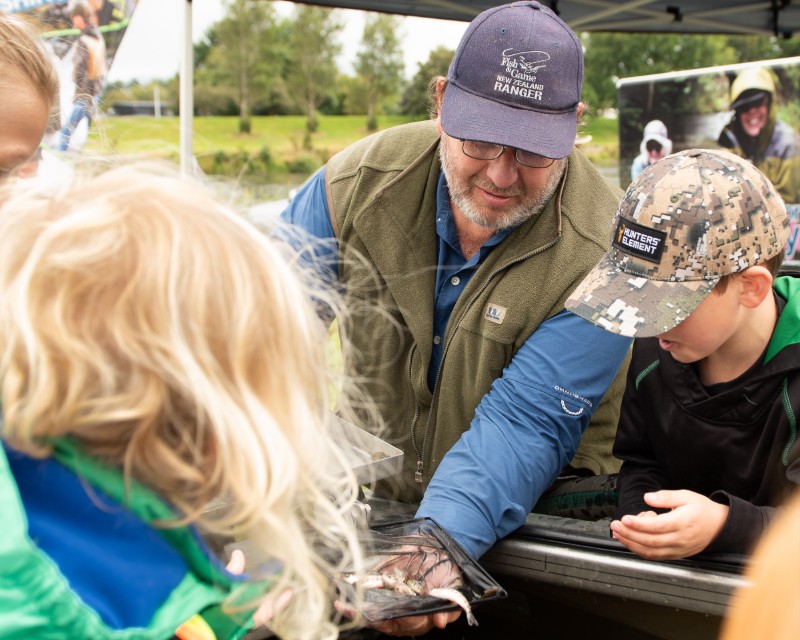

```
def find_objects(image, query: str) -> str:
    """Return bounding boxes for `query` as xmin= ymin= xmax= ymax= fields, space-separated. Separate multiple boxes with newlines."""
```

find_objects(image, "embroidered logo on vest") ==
xmin=485 ymin=303 xmax=507 ymax=324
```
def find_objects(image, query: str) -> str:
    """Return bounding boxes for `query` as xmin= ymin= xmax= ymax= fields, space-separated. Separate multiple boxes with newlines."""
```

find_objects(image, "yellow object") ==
xmin=174 ymin=614 xmax=217 ymax=640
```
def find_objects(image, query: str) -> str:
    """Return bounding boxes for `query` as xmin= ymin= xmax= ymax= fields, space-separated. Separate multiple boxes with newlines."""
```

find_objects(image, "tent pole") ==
xmin=180 ymin=0 xmax=194 ymax=176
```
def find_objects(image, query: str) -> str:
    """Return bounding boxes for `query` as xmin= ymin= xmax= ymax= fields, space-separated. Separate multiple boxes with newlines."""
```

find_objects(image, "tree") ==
xmin=354 ymin=13 xmax=404 ymax=131
xmin=193 ymin=24 xmax=218 ymax=71
xmin=400 ymin=46 xmax=454 ymax=117
xmin=199 ymin=0 xmax=283 ymax=133
xmin=725 ymin=34 xmax=800 ymax=64
xmin=287 ymin=6 xmax=343 ymax=134
xmin=582 ymin=33 xmax=737 ymax=112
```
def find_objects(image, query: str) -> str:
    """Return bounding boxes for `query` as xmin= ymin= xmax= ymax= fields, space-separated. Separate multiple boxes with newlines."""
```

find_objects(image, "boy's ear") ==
xmin=738 ymin=266 xmax=774 ymax=309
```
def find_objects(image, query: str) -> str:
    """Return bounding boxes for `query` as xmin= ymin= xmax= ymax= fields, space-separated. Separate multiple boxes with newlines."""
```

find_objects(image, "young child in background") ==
xmin=630 ymin=119 xmax=672 ymax=180
xmin=0 ymin=163 xmax=371 ymax=640
xmin=566 ymin=148 xmax=800 ymax=560
xmin=0 ymin=11 xmax=59 ymax=180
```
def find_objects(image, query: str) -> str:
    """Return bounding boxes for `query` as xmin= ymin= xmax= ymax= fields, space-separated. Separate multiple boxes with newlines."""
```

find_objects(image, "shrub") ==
xmin=286 ymin=156 xmax=318 ymax=174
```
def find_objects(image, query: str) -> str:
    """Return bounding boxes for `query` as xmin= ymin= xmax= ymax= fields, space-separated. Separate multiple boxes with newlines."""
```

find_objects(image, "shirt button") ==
xmin=433 ymin=335 xmax=441 ymax=345
xmin=450 ymin=276 xmax=460 ymax=286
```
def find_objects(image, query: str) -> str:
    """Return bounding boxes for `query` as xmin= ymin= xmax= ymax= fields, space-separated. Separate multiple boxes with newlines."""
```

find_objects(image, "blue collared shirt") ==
xmin=430 ymin=172 xmax=511 ymax=388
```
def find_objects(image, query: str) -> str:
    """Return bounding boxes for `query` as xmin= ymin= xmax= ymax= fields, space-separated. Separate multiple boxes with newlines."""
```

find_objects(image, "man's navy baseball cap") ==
xmin=441 ymin=1 xmax=584 ymax=160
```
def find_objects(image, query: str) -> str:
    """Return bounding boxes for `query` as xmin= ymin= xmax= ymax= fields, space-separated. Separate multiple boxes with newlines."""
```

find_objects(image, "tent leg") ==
xmin=179 ymin=0 xmax=193 ymax=176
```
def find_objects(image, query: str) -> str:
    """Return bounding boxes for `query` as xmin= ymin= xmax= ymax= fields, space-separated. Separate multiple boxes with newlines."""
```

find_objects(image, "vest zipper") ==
xmin=406 ymin=343 xmax=424 ymax=483
xmin=414 ymin=235 xmax=562 ymax=485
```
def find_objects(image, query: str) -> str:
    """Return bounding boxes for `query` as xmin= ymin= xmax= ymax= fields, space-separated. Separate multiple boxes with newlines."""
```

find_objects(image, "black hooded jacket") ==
xmin=613 ymin=276 xmax=800 ymax=555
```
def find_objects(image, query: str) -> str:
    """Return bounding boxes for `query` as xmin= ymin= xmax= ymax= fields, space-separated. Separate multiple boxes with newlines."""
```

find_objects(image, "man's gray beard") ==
xmin=439 ymin=140 xmax=566 ymax=231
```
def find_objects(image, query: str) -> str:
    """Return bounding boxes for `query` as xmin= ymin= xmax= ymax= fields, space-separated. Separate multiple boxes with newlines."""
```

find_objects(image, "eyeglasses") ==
xmin=460 ymin=139 xmax=555 ymax=169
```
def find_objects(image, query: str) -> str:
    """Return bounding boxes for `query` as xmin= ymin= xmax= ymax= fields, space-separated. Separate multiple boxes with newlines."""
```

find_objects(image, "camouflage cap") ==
xmin=565 ymin=149 xmax=789 ymax=338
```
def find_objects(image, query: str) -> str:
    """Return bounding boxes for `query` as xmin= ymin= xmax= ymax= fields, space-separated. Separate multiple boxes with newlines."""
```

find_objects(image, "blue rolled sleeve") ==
xmin=416 ymin=310 xmax=631 ymax=559
xmin=277 ymin=167 xmax=339 ymax=281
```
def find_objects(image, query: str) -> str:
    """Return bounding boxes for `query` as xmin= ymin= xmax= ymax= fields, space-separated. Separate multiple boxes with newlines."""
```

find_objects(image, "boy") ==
xmin=565 ymin=149 xmax=800 ymax=560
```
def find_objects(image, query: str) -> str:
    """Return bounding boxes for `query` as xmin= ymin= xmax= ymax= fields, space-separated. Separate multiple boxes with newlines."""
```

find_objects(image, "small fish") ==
xmin=428 ymin=587 xmax=478 ymax=626
xmin=380 ymin=572 xmax=417 ymax=595
xmin=344 ymin=573 xmax=385 ymax=589
xmin=405 ymin=579 xmax=425 ymax=595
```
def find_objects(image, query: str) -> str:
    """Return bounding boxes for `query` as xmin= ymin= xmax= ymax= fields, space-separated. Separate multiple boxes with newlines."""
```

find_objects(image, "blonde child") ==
xmin=0 ymin=163 xmax=370 ymax=640
xmin=720 ymin=490 xmax=800 ymax=640
xmin=566 ymin=149 xmax=799 ymax=560
xmin=0 ymin=11 xmax=59 ymax=179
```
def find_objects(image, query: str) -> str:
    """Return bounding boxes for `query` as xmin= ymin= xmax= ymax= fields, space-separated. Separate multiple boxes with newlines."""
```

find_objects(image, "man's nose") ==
xmin=485 ymin=147 xmax=519 ymax=189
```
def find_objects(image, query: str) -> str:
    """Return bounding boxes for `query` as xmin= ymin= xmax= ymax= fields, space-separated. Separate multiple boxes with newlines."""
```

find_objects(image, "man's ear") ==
xmin=739 ymin=266 xmax=774 ymax=309
xmin=434 ymin=77 xmax=446 ymax=134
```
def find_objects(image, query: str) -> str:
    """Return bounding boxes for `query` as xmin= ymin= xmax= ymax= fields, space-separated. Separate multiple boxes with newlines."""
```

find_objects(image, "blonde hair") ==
xmin=0 ymin=163 xmax=368 ymax=640
xmin=720 ymin=491 xmax=800 ymax=640
xmin=0 ymin=12 xmax=60 ymax=117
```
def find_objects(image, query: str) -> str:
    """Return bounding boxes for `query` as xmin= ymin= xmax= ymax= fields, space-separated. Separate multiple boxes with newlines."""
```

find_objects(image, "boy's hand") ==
xmin=609 ymin=490 xmax=728 ymax=560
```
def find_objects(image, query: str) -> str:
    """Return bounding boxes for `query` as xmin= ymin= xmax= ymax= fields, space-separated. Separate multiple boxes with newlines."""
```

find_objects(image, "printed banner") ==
xmin=6 ymin=0 xmax=138 ymax=152
xmin=617 ymin=57 xmax=800 ymax=270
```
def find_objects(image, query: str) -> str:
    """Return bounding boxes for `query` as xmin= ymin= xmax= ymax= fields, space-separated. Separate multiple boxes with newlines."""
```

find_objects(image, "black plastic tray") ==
xmin=340 ymin=517 xmax=506 ymax=623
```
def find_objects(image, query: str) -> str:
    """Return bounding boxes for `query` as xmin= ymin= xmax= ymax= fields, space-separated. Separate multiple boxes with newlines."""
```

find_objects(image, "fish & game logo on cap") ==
xmin=495 ymin=48 xmax=548 ymax=102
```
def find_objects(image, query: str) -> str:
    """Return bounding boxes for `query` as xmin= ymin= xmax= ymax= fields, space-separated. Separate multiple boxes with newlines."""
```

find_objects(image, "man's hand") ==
xmin=609 ymin=490 xmax=729 ymax=560
xmin=338 ymin=541 xmax=466 ymax=636
xmin=369 ymin=554 xmax=463 ymax=636
xmin=370 ymin=610 xmax=461 ymax=636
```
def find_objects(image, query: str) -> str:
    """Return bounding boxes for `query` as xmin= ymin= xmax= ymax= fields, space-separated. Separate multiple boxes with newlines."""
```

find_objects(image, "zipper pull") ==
xmin=415 ymin=461 xmax=424 ymax=484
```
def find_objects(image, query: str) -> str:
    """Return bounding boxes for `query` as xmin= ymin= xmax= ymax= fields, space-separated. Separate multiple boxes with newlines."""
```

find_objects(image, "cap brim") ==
xmin=564 ymin=253 xmax=719 ymax=338
xmin=731 ymin=90 xmax=769 ymax=110
xmin=441 ymin=82 xmax=577 ymax=159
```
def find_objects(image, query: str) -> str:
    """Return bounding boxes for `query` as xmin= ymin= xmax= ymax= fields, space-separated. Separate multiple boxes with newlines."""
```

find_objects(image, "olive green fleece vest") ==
xmin=326 ymin=120 xmax=629 ymax=503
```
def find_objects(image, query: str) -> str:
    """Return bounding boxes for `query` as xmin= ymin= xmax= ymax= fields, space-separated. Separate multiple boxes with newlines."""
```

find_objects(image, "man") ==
xmin=58 ymin=0 xmax=107 ymax=152
xmin=718 ymin=66 xmax=799 ymax=204
xmin=281 ymin=3 xmax=631 ymax=632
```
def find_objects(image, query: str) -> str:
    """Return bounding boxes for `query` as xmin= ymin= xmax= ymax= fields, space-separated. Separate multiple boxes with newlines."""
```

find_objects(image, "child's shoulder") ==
xmin=768 ymin=276 xmax=800 ymax=364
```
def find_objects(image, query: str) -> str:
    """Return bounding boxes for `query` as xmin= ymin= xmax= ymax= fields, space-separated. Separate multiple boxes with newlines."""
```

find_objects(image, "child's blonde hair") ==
xmin=0 ymin=163 xmax=368 ymax=639
xmin=0 ymin=12 xmax=60 ymax=118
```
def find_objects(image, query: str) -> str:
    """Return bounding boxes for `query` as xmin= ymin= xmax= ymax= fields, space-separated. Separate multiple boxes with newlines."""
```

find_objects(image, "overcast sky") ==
xmin=107 ymin=0 xmax=468 ymax=84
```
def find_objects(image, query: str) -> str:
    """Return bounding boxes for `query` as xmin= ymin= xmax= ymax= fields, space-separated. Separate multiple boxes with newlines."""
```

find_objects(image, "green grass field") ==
xmin=87 ymin=114 xmax=418 ymax=167
xmin=86 ymin=112 xmax=620 ymax=178
xmin=580 ymin=116 xmax=620 ymax=165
